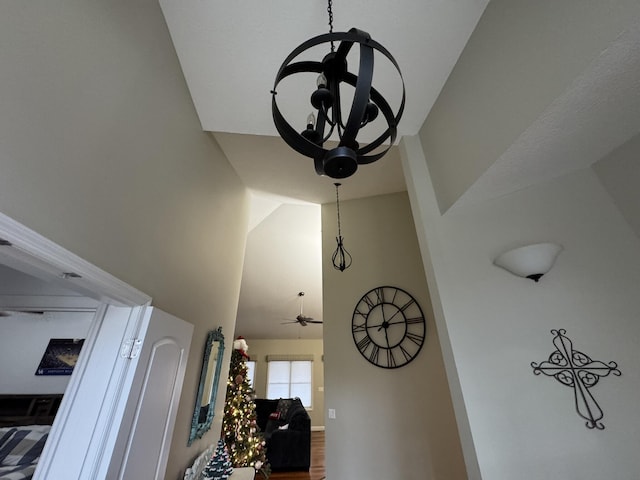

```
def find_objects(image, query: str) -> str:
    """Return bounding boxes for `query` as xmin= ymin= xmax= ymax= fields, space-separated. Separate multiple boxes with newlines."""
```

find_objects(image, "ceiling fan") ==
xmin=282 ymin=292 xmax=323 ymax=327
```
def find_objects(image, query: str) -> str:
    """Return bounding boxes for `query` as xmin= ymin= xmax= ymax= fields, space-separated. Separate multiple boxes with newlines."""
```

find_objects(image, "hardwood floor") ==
xmin=256 ymin=431 xmax=325 ymax=480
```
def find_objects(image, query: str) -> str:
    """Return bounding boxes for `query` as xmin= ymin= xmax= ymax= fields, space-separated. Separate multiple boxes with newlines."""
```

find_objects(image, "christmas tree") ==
xmin=202 ymin=439 xmax=234 ymax=480
xmin=222 ymin=337 xmax=270 ymax=478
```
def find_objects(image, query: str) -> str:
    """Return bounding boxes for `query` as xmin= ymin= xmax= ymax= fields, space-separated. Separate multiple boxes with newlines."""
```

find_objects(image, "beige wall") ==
xmin=0 ymin=2 xmax=249 ymax=480
xmin=244 ymin=339 xmax=324 ymax=428
xmin=322 ymin=192 xmax=466 ymax=480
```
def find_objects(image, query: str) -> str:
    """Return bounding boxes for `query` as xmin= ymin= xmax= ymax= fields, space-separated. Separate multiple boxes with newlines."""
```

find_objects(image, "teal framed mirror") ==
xmin=188 ymin=327 xmax=225 ymax=445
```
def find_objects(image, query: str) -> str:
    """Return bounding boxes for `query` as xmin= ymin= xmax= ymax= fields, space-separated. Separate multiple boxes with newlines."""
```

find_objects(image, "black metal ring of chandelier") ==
xmin=271 ymin=28 xmax=405 ymax=179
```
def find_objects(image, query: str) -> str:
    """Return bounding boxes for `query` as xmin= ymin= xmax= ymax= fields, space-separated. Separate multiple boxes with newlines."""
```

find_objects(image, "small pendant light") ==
xmin=332 ymin=183 xmax=352 ymax=272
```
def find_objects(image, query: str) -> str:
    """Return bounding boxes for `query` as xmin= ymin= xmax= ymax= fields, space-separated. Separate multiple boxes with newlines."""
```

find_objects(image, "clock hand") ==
xmin=386 ymin=308 xmax=404 ymax=324
xmin=377 ymin=303 xmax=389 ymax=331
xmin=386 ymin=318 xmax=406 ymax=326
xmin=385 ymin=299 xmax=415 ymax=325
xmin=378 ymin=310 xmax=408 ymax=331
xmin=367 ymin=320 xmax=384 ymax=329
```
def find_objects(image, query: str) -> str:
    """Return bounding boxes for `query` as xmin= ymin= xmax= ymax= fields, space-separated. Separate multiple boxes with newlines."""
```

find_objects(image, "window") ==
xmin=246 ymin=360 xmax=256 ymax=388
xmin=266 ymin=357 xmax=312 ymax=408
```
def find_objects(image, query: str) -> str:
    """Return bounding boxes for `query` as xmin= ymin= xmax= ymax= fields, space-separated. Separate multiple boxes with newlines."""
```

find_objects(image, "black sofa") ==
xmin=254 ymin=398 xmax=279 ymax=433
xmin=254 ymin=398 xmax=311 ymax=471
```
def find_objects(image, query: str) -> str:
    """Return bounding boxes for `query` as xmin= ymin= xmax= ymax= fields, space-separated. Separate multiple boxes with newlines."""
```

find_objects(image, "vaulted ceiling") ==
xmin=157 ymin=0 xmax=490 ymax=339
xmin=157 ymin=1 xmax=640 ymax=339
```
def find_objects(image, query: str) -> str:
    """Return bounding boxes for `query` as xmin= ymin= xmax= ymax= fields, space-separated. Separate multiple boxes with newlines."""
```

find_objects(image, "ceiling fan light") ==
xmin=493 ymin=242 xmax=563 ymax=282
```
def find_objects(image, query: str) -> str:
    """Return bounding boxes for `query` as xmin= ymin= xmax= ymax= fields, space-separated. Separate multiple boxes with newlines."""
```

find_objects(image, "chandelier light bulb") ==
xmin=306 ymin=113 xmax=316 ymax=129
xmin=301 ymin=113 xmax=321 ymax=143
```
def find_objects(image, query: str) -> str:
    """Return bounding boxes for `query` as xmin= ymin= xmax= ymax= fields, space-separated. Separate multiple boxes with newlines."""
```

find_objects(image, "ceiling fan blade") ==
xmin=297 ymin=315 xmax=322 ymax=325
xmin=282 ymin=293 xmax=323 ymax=327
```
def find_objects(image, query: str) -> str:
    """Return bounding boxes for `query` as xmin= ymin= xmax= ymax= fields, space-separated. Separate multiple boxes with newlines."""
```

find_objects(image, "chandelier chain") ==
xmin=327 ymin=0 xmax=335 ymax=52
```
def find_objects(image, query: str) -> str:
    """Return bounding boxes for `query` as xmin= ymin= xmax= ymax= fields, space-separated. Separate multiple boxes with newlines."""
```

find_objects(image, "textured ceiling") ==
xmin=455 ymin=22 xmax=640 ymax=211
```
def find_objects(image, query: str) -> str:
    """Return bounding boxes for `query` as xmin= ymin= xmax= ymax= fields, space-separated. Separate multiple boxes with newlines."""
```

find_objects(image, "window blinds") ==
xmin=266 ymin=354 xmax=314 ymax=362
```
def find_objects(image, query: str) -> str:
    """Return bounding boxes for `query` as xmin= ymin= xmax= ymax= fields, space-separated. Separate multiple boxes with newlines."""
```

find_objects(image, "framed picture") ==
xmin=35 ymin=338 xmax=85 ymax=376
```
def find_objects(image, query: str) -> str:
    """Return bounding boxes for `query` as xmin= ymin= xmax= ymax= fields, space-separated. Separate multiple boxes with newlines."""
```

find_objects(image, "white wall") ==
xmin=420 ymin=0 xmax=640 ymax=213
xmin=0 ymin=312 xmax=94 ymax=394
xmin=403 ymin=135 xmax=640 ymax=479
xmin=0 ymin=265 xmax=86 ymax=297
xmin=593 ymin=132 xmax=640 ymax=241
xmin=235 ymin=203 xmax=323 ymax=341
xmin=0 ymin=3 xmax=249 ymax=480
xmin=322 ymin=192 xmax=466 ymax=480
xmin=244 ymin=338 xmax=324 ymax=428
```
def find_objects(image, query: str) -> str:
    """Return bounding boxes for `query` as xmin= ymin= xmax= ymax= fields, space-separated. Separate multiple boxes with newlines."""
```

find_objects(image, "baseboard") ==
xmin=311 ymin=425 xmax=325 ymax=432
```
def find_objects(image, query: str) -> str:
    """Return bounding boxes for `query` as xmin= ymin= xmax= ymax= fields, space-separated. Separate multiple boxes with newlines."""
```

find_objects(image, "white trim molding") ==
xmin=0 ymin=212 xmax=151 ymax=307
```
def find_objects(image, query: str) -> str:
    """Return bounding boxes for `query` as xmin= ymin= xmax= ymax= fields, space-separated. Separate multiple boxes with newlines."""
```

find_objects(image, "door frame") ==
xmin=0 ymin=212 xmax=153 ymax=479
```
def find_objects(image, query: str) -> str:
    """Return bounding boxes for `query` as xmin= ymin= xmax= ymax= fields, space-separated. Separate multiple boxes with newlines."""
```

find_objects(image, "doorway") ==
xmin=0 ymin=212 xmax=156 ymax=479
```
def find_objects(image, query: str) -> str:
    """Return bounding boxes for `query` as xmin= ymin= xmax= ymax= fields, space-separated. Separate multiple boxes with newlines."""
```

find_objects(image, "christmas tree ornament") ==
xmin=233 ymin=336 xmax=250 ymax=359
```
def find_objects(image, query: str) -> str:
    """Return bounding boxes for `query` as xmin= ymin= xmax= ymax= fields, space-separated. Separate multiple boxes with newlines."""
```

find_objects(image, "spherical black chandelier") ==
xmin=271 ymin=0 xmax=405 ymax=179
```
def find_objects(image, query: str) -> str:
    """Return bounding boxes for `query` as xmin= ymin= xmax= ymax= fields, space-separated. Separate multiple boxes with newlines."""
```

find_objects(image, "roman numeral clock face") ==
xmin=352 ymin=286 xmax=426 ymax=368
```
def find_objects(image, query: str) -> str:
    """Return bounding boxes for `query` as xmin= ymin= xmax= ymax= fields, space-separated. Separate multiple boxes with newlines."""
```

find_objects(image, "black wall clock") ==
xmin=352 ymin=286 xmax=426 ymax=368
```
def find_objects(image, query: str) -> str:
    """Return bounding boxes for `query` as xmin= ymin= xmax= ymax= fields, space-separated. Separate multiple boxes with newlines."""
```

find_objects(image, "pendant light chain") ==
xmin=334 ymin=182 xmax=342 ymax=238
xmin=327 ymin=0 xmax=335 ymax=53
xmin=332 ymin=183 xmax=352 ymax=272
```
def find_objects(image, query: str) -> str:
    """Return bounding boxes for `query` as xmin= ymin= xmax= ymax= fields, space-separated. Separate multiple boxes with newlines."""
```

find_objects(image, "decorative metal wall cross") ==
xmin=531 ymin=329 xmax=621 ymax=430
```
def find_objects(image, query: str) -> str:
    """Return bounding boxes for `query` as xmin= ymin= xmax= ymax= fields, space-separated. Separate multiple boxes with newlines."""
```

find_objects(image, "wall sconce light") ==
xmin=493 ymin=242 xmax=563 ymax=282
